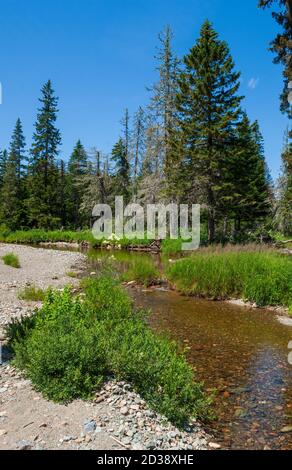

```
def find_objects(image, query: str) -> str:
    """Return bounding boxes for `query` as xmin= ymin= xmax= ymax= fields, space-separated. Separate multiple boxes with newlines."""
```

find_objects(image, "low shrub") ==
xmin=7 ymin=280 xmax=210 ymax=426
xmin=2 ymin=253 xmax=20 ymax=268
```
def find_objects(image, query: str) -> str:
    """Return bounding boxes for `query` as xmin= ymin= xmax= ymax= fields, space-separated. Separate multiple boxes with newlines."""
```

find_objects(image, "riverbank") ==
xmin=166 ymin=249 xmax=292 ymax=314
xmin=0 ymin=244 xmax=212 ymax=451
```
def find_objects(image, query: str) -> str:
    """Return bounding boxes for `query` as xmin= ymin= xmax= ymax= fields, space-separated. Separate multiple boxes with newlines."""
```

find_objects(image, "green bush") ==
xmin=106 ymin=319 xmax=210 ymax=423
xmin=2 ymin=252 xmax=20 ymax=268
xmin=166 ymin=250 xmax=292 ymax=307
xmin=7 ymin=281 xmax=210 ymax=426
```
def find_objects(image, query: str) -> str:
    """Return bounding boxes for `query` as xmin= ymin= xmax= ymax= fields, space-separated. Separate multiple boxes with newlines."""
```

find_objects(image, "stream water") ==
xmin=86 ymin=248 xmax=292 ymax=450
xmin=132 ymin=287 xmax=292 ymax=450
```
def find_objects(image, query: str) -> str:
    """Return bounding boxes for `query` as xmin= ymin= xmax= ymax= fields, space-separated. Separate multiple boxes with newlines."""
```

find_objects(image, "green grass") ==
xmin=161 ymin=238 xmax=183 ymax=255
xmin=0 ymin=229 xmax=156 ymax=250
xmin=121 ymin=257 xmax=160 ymax=286
xmin=2 ymin=253 xmax=20 ymax=268
xmin=0 ymin=229 xmax=99 ymax=246
xmin=6 ymin=278 xmax=211 ymax=426
xmin=166 ymin=248 xmax=292 ymax=307
xmin=87 ymin=250 xmax=161 ymax=286
xmin=18 ymin=285 xmax=47 ymax=302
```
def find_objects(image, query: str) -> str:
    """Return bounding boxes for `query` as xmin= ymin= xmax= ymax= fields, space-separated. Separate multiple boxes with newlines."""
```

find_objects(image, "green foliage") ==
xmin=167 ymin=248 xmax=292 ymax=307
xmin=5 ymin=313 xmax=37 ymax=349
xmin=2 ymin=252 xmax=20 ymax=268
xmin=10 ymin=290 xmax=107 ymax=401
xmin=7 ymin=280 xmax=210 ymax=425
xmin=18 ymin=285 xmax=47 ymax=302
xmin=259 ymin=1 xmax=292 ymax=117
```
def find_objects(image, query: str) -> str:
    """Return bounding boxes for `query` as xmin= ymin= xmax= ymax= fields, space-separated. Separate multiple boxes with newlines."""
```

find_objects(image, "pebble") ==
xmin=120 ymin=406 xmax=129 ymax=416
xmin=17 ymin=440 xmax=33 ymax=450
xmin=83 ymin=419 xmax=96 ymax=434
xmin=61 ymin=435 xmax=77 ymax=442
xmin=208 ymin=442 xmax=221 ymax=449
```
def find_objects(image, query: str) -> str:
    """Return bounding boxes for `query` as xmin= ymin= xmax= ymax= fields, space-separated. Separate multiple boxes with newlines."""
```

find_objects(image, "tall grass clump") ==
xmin=167 ymin=250 xmax=292 ymax=307
xmin=6 ymin=279 xmax=211 ymax=426
xmin=18 ymin=285 xmax=47 ymax=302
xmin=121 ymin=257 xmax=160 ymax=286
xmin=2 ymin=253 xmax=20 ymax=268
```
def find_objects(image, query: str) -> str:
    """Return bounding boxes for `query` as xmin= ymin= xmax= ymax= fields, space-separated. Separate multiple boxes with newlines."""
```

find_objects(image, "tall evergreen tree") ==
xmin=174 ymin=20 xmax=243 ymax=242
xmin=0 ymin=155 xmax=19 ymax=230
xmin=27 ymin=80 xmax=61 ymax=228
xmin=111 ymin=138 xmax=130 ymax=201
xmin=68 ymin=139 xmax=88 ymax=176
xmin=67 ymin=140 xmax=88 ymax=227
xmin=9 ymin=118 xmax=26 ymax=181
xmin=225 ymin=114 xmax=271 ymax=235
xmin=0 ymin=121 xmax=26 ymax=229
xmin=259 ymin=1 xmax=292 ymax=117
xmin=0 ymin=149 xmax=8 ymax=187
xmin=57 ymin=159 xmax=67 ymax=228
xmin=277 ymin=129 xmax=292 ymax=234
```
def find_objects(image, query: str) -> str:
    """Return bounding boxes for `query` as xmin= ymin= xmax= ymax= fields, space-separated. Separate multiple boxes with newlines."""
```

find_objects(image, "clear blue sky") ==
xmin=0 ymin=0 xmax=288 ymax=179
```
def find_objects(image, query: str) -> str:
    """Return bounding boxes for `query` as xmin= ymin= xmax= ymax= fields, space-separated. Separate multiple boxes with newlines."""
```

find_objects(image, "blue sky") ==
xmin=0 ymin=0 xmax=288 ymax=179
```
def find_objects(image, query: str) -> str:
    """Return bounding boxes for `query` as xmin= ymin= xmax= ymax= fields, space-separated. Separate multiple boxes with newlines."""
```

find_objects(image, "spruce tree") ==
xmin=226 ymin=114 xmax=271 ymax=235
xmin=68 ymin=139 xmax=88 ymax=176
xmin=0 ymin=149 xmax=8 ymax=187
xmin=0 ymin=121 xmax=27 ymax=229
xmin=9 ymin=118 xmax=26 ymax=181
xmin=28 ymin=80 xmax=61 ymax=228
xmin=277 ymin=130 xmax=292 ymax=234
xmin=175 ymin=20 xmax=243 ymax=242
xmin=67 ymin=140 xmax=88 ymax=227
xmin=111 ymin=138 xmax=130 ymax=201
xmin=0 ymin=155 xmax=20 ymax=230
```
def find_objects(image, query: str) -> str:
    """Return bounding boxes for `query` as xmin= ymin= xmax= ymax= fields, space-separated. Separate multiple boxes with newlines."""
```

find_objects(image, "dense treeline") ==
xmin=0 ymin=21 xmax=289 ymax=242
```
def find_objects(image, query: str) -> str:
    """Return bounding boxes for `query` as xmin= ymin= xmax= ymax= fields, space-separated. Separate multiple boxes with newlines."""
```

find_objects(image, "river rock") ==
xmin=83 ymin=419 xmax=96 ymax=433
xmin=280 ymin=425 xmax=292 ymax=433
